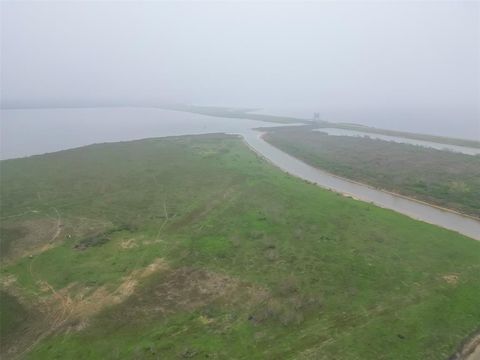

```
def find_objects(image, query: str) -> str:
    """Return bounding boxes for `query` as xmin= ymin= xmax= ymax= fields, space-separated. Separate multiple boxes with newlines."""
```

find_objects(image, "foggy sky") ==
xmin=1 ymin=1 xmax=479 ymax=137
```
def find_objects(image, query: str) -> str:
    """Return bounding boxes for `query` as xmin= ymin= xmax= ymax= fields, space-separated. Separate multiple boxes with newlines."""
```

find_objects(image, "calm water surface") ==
xmin=243 ymin=131 xmax=480 ymax=241
xmin=0 ymin=108 xmax=280 ymax=160
xmin=315 ymin=128 xmax=480 ymax=156
xmin=252 ymin=107 xmax=480 ymax=141
xmin=1 ymin=107 xmax=479 ymax=240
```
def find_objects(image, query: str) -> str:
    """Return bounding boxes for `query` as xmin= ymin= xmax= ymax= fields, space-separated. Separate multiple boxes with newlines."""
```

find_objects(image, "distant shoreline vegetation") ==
xmin=169 ymin=104 xmax=480 ymax=149
xmin=2 ymin=104 xmax=478 ymax=149
xmin=324 ymin=123 xmax=480 ymax=149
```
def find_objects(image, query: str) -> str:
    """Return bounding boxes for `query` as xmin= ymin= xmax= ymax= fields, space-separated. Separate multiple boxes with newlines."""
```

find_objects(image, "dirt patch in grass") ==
xmin=1 ymin=216 xmax=113 ymax=263
xmin=88 ymin=265 xmax=321 ymax=331
xmin=72 ymin=224 xmax=134 ymax=251
xmin=120 ymin=238 xmax=138 ymax=249
xmin=63 ymin=217 xmax=113 ymax=239
xmin=61 ymin=258 xmax=170 ymax=323
xmin=450 ymin=330 xmax=480 ymax=360
xmin=0 ymin=218 xmax=59 ymax=262
xmin=0 ymin=258 xmax=169 ymax=359
xmin=248 ymin=275 xmax=322 ymax=327
xmin=108 ymin=267 xmax=269 ymax=324
xmin=0 ymin=274 xmax=18 ymax=287
xmin=140 ymin=268 xmax=242 ymax=315
xmin=442 ymin=274 xmax=460 ymax=285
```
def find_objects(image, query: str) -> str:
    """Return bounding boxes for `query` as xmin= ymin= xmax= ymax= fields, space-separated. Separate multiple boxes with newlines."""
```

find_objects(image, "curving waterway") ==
xmin=1 ymin=107 xmax=479 ymax=240
xmin=315 ymin=128 xmax=480 ymax=156
xmin=241 ymin=130 xmax=480 ymax=241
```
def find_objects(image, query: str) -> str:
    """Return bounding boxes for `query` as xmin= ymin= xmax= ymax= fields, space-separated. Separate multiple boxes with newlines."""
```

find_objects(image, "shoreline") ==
xmin=259 ymin=133 xmax=480 ymax=222
xmin=239 ymin=131 xmax=480 ymax=241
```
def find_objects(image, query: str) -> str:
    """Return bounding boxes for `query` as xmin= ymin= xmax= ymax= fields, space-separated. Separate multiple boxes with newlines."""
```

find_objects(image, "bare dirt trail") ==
xmin=27 ymin=208 xmax=62 ymax=281
xmin=450 ymin=332 xmax=480 ymax=360
xmin=18 ymin=208 xmax=66 ymax=359
xmin=0 ymin=209 xmax=40 ymax=220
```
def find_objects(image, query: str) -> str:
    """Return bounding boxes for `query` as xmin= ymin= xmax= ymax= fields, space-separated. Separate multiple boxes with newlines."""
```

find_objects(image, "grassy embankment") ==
xmin=166 ymin=104 xmax=480 ymax=148
xmin=320 ymin=123 xmax=480 ymax=149
xmin=263 ymin=126 xmax=480 ymax=218
xmin=163 ymin=104 xmax=311 ymax=124
xmin=1 ymin=134 xmax=479 ymax=359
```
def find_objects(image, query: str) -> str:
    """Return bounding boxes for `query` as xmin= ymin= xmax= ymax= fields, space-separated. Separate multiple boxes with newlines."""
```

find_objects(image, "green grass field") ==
xmin=264 ymin=126 xmax=480 ymax=218
xmin=1 ymin=134 xmax=479 ymax=359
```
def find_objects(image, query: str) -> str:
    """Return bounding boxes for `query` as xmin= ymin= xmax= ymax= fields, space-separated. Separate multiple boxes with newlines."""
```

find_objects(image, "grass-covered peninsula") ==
xmin=1 ymin=134 xmax=479 ymax=359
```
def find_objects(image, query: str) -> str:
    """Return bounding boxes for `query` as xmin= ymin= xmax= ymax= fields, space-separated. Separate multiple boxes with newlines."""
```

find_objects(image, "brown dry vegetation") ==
xmin=0 ymin=215 xmax=112 ymax=265
xmin=1 ymin=257 xmax=169 ymax=359
xmin=111 ymin=267 xmax=269 ymax=324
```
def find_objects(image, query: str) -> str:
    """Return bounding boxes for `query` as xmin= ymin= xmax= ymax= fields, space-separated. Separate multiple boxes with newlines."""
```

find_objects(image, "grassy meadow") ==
xmin=1 ymin=134 xmax=479 ymax=359
xmin=264 ymin=126 xmax=480 ymax=218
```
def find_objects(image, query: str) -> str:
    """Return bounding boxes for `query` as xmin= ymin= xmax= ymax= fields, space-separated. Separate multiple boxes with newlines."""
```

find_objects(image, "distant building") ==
xmin=313 ymin=112 xmax=320 ymax=121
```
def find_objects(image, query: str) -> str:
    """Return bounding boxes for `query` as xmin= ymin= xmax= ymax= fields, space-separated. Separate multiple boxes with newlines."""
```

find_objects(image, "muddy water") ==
xmin=242 ymin=130 xmax=480 ymax=241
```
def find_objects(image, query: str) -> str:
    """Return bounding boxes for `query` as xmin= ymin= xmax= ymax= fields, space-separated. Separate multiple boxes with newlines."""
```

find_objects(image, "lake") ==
xmin=0 ymin=107 xmax=281 ymax=160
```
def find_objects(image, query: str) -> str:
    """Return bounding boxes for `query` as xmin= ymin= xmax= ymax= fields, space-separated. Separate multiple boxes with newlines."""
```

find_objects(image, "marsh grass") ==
xmin=264 ymin=126 xmax=480 ymax=217
xmin=0 ymin=134 xmax=479 ymax=359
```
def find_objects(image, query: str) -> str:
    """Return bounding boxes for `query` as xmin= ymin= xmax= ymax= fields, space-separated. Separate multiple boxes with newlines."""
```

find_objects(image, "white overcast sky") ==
xmin=1 ymin=1 xmax=479 ymax=137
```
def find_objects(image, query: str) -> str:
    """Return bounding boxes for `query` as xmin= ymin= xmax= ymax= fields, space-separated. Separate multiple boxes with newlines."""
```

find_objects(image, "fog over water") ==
xmin=0 ymin=108 xmax=282 ymax=160
xmin=1 ymin=1 xmax=479 ymax=139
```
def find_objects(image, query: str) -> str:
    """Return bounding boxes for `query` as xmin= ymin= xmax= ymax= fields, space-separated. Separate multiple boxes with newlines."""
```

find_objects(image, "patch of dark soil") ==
xmin=94 ymin=267 xmax=262 ymax=327
xmin=73 ymin=224 xmax=135 ymax=251
xmin=74 ymin=234 xmax=110 ymax=250
xmin=0 ymin=218 xmax=59 ymax=262
xmin=248 ymin=276 xmax=322 ymax=327
xmin=0 ymin=226 xmax=29 ymax=258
